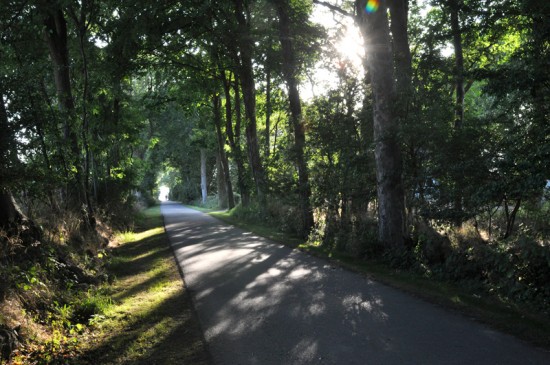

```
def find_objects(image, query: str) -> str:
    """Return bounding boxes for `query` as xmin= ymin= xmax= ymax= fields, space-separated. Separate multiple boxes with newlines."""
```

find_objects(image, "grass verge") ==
xmin=183 ymin=204 xmax=220 ymax=213
xmin=209 ymin=210 xmax=550 ymax=350
xmin=76 ymin=205 xmax=211 ymax=365
xmin=210 ymin=210 xmax=304 ymax=248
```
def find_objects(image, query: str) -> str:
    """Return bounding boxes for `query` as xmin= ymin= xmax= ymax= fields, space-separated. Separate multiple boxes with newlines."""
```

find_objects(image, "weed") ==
xmin=116 ymin=231 xmax=136 ymax=244
xmin=71 ymin=291 xmax=112 ymax=326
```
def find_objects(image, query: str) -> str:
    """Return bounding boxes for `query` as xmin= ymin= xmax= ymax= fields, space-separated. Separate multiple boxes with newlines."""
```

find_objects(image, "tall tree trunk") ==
xmin=389 ymin=0 xmax=413 ymax=94
xmin=0 ymin=94 xmax=15 ymax=181
xmin=42 ymin=9 xmax=80 ymax=167
xmin=503 ymin=196 xmax=521 ymax=239
xmin=216 ymin=154 xmax=228 ymax=209
xmin=69 ymin=2 xmax=96 ymax=227
xmin=0 ymin=190 xmax=25 ymax=229
xmin=222 ymin=71 xmax=249 ymax=206
xmin=233 ymin=0 xmax=267 ymax=205
xmin=265 ymin=63 xmax=272 ymax=159
xmin=449 ymin=0 xmax=465 ymax=129
xmin=389 ymin=0 xmax=413 ymax=230
xmin=213 ymin=93 xmax=235 ymax=209
xmin=356 ymin=0 xmax=405 ymax=249
xmin=0 ymin=95 xmax=24 ymax=228
xmin=200 ymin=148 xmax=207 ymax=205
xmin=449 ymin=0 xmax=465 ymax=226
xmin=42 ymin=6 xmax=94 ymax=227
xmin=274 ymin=0 xmax=314 ymax=238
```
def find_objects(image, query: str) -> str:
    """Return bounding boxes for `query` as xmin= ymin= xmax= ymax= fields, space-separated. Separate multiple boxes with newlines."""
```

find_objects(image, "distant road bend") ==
xmin=162 ymin=202 xmax=550 ymax=365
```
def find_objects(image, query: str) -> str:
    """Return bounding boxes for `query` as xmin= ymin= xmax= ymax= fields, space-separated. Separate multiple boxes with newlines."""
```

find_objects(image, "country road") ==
xmin=161 ymin=202 xmax=550 ymax=365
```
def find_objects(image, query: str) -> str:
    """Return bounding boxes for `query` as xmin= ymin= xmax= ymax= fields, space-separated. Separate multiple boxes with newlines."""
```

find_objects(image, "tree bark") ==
xmin=42 ymin=5 xmax=95 ymax=228
xmin=449 ymin=0 xmax=465 ymax=129
xmin=200 ymin=148 xmax=207 ymax=205
xmin=42 ymin=8 xmax=81 ymax=169
xmin=0 ymin=93 xmax=22 ymax=228
xmin=0 ymin=94 xmax=15 ymax=183
xmin=389 ymin=0 xmax=412 ymax=93
xmin=222 ymin=71 xmax=249 ymax=206
xmin=213 ymin=93 xmax=235 ymax=209
xmin=274 ymin=0 xmax=314 ymax=238
xmin=265 ymin=63 xmax=272 ymax=159
xmin=69 ymin=2 xmax=96 ymax=227
xmin=233 ymin=0 xmax=268 ymax=205
xmin=0 ymin=92 xmax=24 ymax=229
xmin=216 ymin=153 xmax=228 ymax=209
xmin=448 ymin=0 xmax=465 ymax=226
xmin=503 ymin=197 xmax=521 ymax=239
xmin=388 ymin=0 xmax=414 ymax=230
xmin=356 ymin=0 xmax=406 ymax=248
xmin=0 ymin=190 xmax=24 ymax=229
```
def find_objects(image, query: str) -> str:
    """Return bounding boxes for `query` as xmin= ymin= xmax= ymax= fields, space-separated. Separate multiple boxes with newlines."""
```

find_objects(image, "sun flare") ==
xmin=334 ymin=24 xmax=364 ymax=68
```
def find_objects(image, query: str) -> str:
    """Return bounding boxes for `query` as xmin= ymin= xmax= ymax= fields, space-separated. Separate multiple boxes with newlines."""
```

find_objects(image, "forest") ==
xmin=0 ymin=0 xmax=549 ymax=362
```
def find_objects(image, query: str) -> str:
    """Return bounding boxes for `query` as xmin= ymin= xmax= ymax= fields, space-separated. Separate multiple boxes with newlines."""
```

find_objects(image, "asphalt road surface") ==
xmin=162 ymin=202 xmax=550 ymax=365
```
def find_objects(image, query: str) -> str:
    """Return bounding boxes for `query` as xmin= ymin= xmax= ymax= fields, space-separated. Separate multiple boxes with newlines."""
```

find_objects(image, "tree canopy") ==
xmin=1 ymin=0 xmax=549 ymax=306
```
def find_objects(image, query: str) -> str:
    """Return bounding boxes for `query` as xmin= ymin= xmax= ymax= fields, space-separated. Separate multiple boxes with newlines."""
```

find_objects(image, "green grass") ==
xmin=184 ymin=204 xmax=221 ymax=213
xmin=209 ymin=210 xmax=550 ymax=350
xmin=210 ymin=210 xmax=304 ymax=248
xmin=76 ymin=205 xmax=211 ymax=365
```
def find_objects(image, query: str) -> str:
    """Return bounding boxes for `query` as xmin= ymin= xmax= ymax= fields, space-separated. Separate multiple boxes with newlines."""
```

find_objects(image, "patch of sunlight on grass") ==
xmin=116 ymin=227 xmax=164 ymax=244
xmin=116 ymin=231 xmax=135 ymax=243
xmin=151 ymin=280 xmax=171 ymax=293
xmin=123 ymin=317 xmax=176 ymax=359
xmin=148 ymin=263 xmax=169 ymax=277
xmin=104 ymin=264 xmax=178 ymax=322
xmin=79 ymin=205 xmax=210 ymax=364
xmin=133 ymin=226 xmax=164 ymax=241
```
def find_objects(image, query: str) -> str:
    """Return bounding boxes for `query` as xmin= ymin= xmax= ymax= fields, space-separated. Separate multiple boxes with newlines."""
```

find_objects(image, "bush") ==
xmin=71 ymin=291 xmax=112 ymax=325
xmin=412 ymin=220 xmax=453 ymax=265
xmin=427 ymin=228 xmax=550 ymax=308
xmin=226 ymin=200 xmax=307 ymax=238
xmin=394 ymin=220 xmax=550 ymax=309
xmin=190 ymin=195 xmax=219 ymax=210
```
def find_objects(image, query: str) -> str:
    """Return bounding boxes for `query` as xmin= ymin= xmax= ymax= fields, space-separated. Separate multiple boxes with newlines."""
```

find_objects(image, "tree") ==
xmin=213 ymin=94 xmax=235 ymax=209
xmin=0 ymin=93 xmax=23 ymax=228
xmin=273 ymin=0 xmax=314 ymax=238
xmin=233 ymin=0 xmax=268 ymax=204
xmin=356 ymin=0 xmax=406 ymax=248
xmin=40 ymin=2 xmax=97 ymax=227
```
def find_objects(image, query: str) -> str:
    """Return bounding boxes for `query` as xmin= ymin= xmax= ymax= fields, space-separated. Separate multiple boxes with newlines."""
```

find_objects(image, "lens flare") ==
xmin=365 ymin=0 xmax=379 ymax=13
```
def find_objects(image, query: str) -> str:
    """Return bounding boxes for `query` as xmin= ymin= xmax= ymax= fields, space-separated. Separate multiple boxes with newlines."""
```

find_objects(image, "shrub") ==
xmin=71 ymin=291 xmax=112 ymax=325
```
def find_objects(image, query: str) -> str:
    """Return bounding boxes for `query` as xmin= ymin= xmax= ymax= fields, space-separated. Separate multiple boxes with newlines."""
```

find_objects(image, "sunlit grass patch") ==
xmin=115 ymin=227 xmax=164 ymax=245
xmin=115 ymin=230 xmax=135 ymax=243
xmin=76 ymin=206 xmax=209 ymax=365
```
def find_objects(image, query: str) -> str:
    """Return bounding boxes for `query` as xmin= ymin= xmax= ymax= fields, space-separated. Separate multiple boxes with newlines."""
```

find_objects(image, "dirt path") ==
xmin=162 ymin=202 xmax=550 ymax=365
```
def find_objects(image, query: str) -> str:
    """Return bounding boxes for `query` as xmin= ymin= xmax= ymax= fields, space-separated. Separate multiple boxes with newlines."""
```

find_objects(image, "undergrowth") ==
xmin=0 ymin=203 xmax=141 ymax=364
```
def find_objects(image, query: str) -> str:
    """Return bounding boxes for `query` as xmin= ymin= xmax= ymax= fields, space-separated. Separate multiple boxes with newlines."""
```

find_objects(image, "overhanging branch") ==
xmin=312 ymin=0 xmax=354 ymax=18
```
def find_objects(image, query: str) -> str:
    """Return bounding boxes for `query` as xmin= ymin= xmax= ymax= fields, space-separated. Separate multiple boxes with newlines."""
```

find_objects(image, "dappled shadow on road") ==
xmin=164 ymin=204 xmax=550 ymax=365
xmin=165 ymin=206 xmax=392 ymax=364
